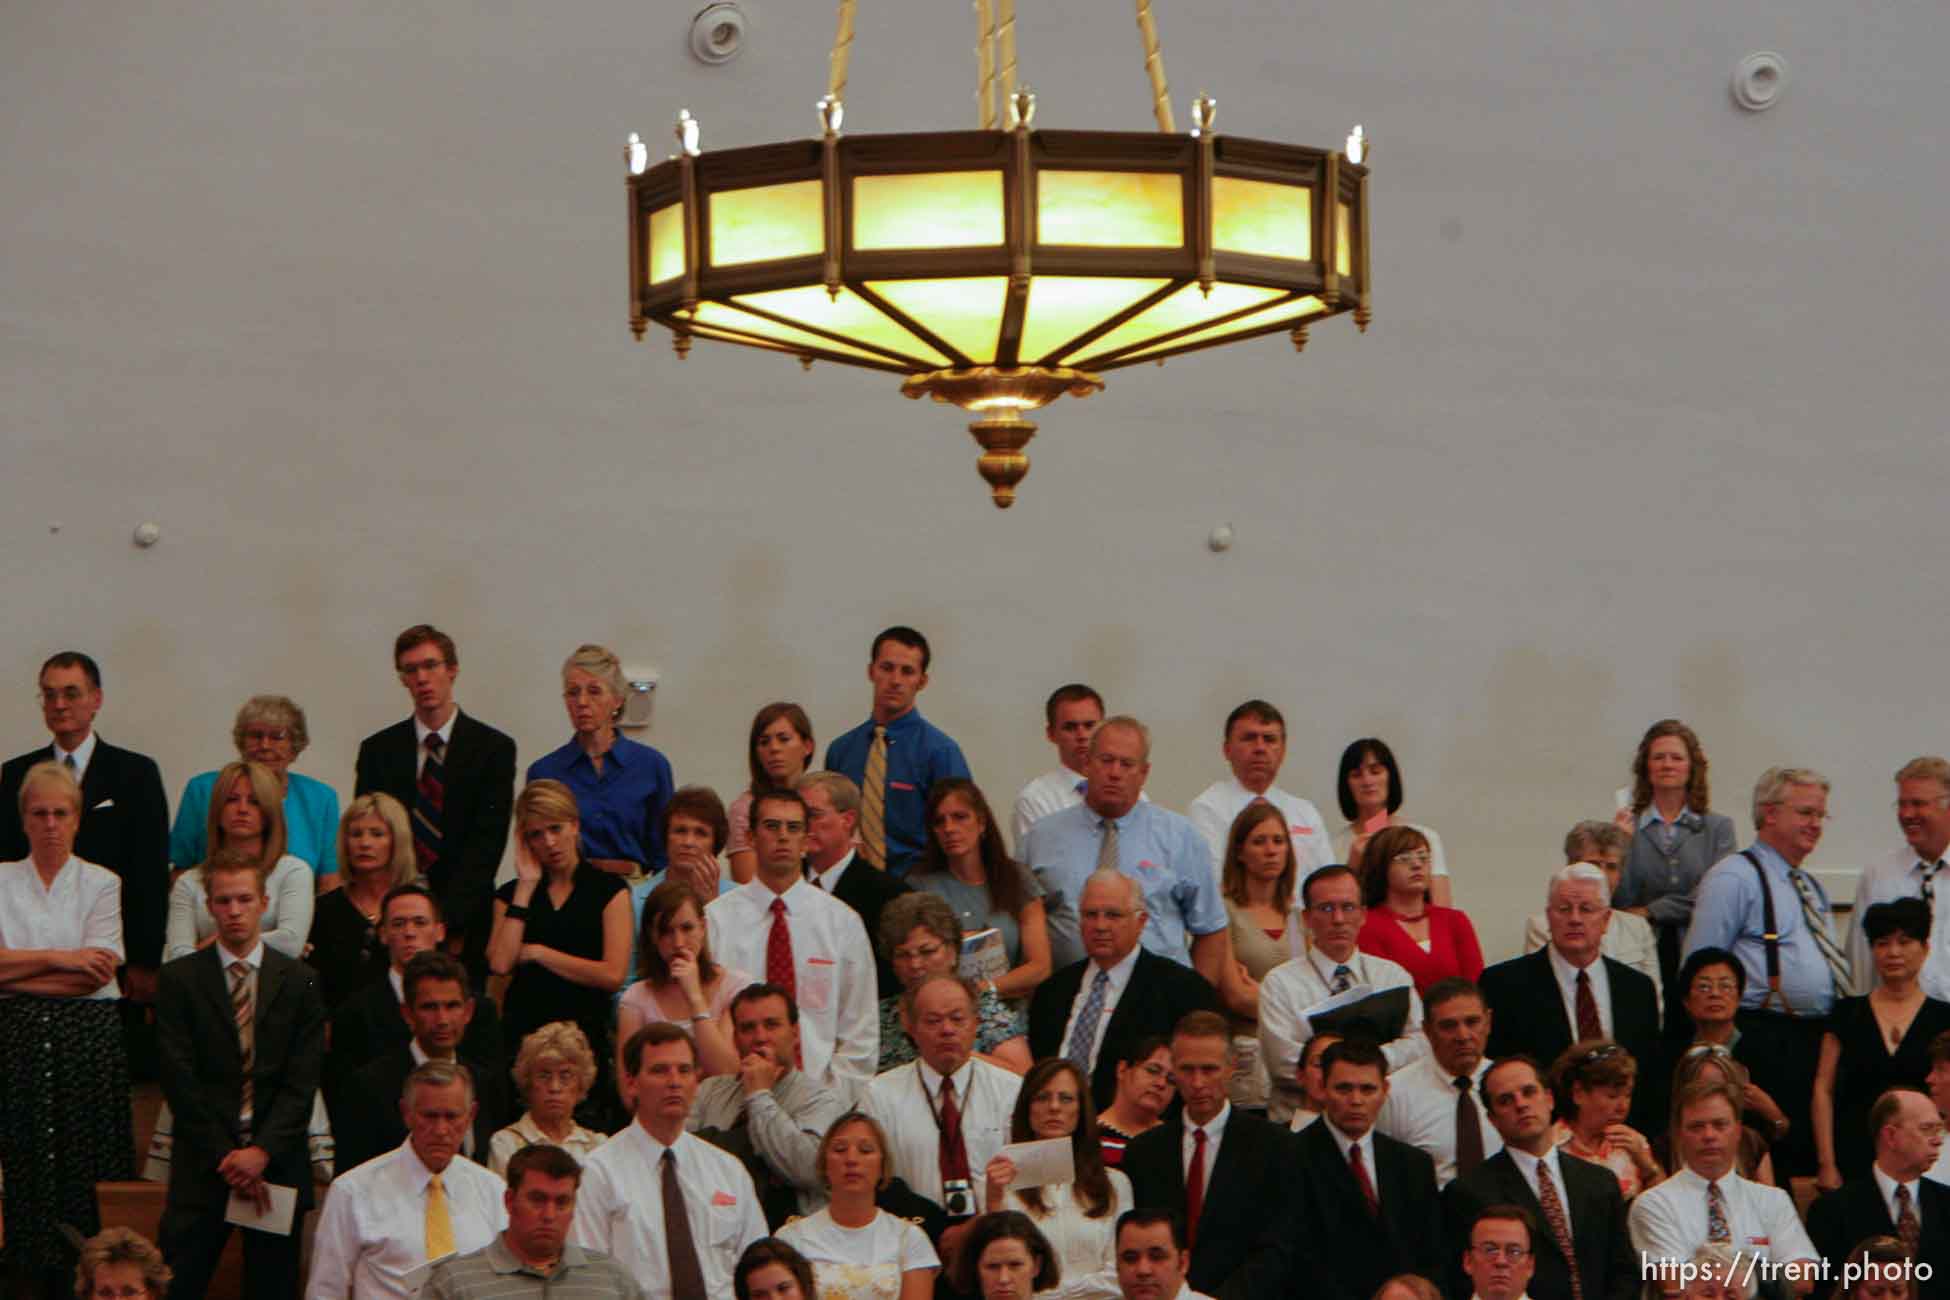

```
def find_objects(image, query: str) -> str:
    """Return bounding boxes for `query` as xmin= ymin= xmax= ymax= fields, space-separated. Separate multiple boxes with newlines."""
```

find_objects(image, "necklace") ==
xmin=1387 ymin=904 xmax=1428 ymax=922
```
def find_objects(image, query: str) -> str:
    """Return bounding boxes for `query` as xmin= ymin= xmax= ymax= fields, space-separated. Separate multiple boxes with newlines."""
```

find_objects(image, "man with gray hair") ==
xmin=1024 ymin=715 xmax=1231 ymax=983
xmin=310 ymin=1060 xmax=509 ymax=1299
xmin=1683 ymin=766 xmax=1845 ymax=1176
xmin=1028 ymin=869 xmax=1221 ymax=1109
xmin=1849 ymin=756 xmax=1950 ymax=997
xmin=1522 ymin=822 xmax=1661 ymax=1004
xmin=1481 ymin=863 xmax=1660 ymax=1126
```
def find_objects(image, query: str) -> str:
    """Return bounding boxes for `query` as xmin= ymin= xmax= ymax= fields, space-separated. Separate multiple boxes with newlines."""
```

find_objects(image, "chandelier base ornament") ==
xmin=901 ymin=365 xmax=1105 ymax=508
xmin=621 ymin=0 xmax=1371 ymax=507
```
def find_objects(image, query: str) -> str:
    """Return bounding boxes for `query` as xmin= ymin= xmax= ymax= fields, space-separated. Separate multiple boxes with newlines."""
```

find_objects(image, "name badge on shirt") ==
xmin=712 ymin=1191 xmax=738 ymax=1207
xmin=802 ymin=958 xmax=836 ymax=1013
xmin=1290 ymin=823 xmax=1312 ymax=836
xmin=1138 ymin=859 xmax=1163 ymax=871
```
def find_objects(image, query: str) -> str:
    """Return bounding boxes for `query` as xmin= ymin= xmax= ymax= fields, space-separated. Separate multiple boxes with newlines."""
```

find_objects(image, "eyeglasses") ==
xmin=1689 ymin=978 xmax=1740 ymax=995
xmin=240 ymin=727 xmax=292 ymax=744
xmin=1471 ymin=1244 xmax=1529 ymax=1262
xmin=758 ymin=818 xmax=807 ymax=835
xmin=1390 ymin=850 xmax=1433 ymax=867
xmin=1308 ymin=902 xmax=1364 ymax=917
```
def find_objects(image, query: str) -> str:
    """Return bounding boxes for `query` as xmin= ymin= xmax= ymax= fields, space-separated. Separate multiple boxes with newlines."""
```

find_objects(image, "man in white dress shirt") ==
xmin=707 ymin=789 xmax=878 ymax=1101
xmin=1258 ymin=865 xmax=1426 ymax=1122
xmin=573 ymin=1023 xmax=768 ymax=1300
xmin=309 ymin=1061 xmax=509 ymax=1300
xmin=1012 ymin=684 xmax=1106 ymax=849
xmin=866 ymin=973 xmax=1022 ymax=1258
xmin=1185 ymin=701 xmax=1332 ymax=884
xmin=1114 ymin=1209 xmax=1214 ymax=1300
xmin=1461 ymin=1206 xmax=1538 ymax=1300
xmin=1849 ymin=757 xmax=1950 ymax=997
xmin=1379 ymin=977 xmax=1502 ymax=1186
xmin=1522 ymin=823 xmax=1661 ymax=1006
xmin=1629 ymin=1080 xmax=1818 ymax=1296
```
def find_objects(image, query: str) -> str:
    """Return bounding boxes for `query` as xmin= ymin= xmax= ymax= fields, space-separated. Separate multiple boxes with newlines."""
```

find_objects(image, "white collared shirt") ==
xmin=571 ymin=1123 xmax=767 ymax=1300
xmin=1873 ymin=1164 xmax=1925 ymax=1226
xmin=809 ymin=849 xmax=857 ymax=895
xmin=707 ymin=877 xmax=879 ymax=1100
xmin=1850 ymin=842 xmax=1950 ymax=998
xmin=1504 ymin=1144 xmax=1577 ymax=1235
xmin=1013 ymin=767 xmax=1088 ymax=850
xmin=51 ymin=731 xmax=99 ymax=784
xmin=413 ymin=710 xmax=459 ymax=777
xmin=1376 ymin=1054 xmax=1503 ymax=1187
xmin=864 ymin=1057 xmax=1021 ymax=1209
xmin=1546 ymin=945 xmax=1613 ymax=1038
xmin=1628 ymin=1167 xmax=1817 ymax=1268
xmin=1257 ymin=947 xmax=1427 ymax=1122
xmin=1323 ymin=1120 xmax=1381 ymax=1204
xmin=1185 ymin=777 xmax=1332 ymax=889
xmin=1181 ymin=1101 xmax=1232 ymax=1180
xmin=0 ymin=856 xmax=123 ymax=999
xmin=1058 ymin=944 xmax=1143 ymax=1073
xmin=308 ymin=1143 xmax=506 ymax=1299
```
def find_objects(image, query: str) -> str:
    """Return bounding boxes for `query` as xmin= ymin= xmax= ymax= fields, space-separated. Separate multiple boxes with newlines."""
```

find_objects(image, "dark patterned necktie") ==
xmin=1896 ymin=1183 xmax=1922 ymax=1256
xmin=1575 ymin=970 xmax=1602 ymax=1041
xmin=1536 ymin=1160 xmax=1584 ymax=1300
xmin=663 ymin=1149 xmax=707 ymax=1299
xmin=415 ymin=733 xmax=446 ymax=875
xmin=1706 ymin=1179 xmax=1732 ymax=1244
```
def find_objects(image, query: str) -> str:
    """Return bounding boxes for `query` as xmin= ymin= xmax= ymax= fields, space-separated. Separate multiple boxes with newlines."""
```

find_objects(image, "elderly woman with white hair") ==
xmin=525 ymin=643 xmax=676 ymax=880
xmin=169 ymin=694 xmax=341 ymax=881
xmin=0 ymin=762 xmax=132 ymax=1285
xmin=489 ymin=1020 xmax=608 ymax=1173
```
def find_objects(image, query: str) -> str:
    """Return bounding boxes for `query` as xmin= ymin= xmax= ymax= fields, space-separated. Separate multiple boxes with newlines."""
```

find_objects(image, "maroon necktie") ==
xmin=1575 ymin=970 xmax=1602 ymax=1042
xmin=1536 ymin=1159 xmax=1584 ymax=1300
xmin=1185 ymin=1127 xmax=1209 ymax=1249
xmin=414 ymin=733 xmax=445 ymax=874
xmin=1349 ymin=1141 xmax=1380 ymax=1217
xmin=939 ymin=1076 xmax=971 ymax=1196
xmin=766 ymin=897 xmax=795 ymax=999
xmin=1454 ymin=1077 xmax=1486 ymax=1176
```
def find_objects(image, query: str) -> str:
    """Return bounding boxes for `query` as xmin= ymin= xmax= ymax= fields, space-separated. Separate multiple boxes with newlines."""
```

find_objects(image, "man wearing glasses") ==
xmin=1848 ymin=756 xmax=1950 ymax=998
xmin=0 ymin=651 xmax=170 ymax=1070
xmin=1683 ymin=767 xmax=1845 ymax=1176
xmin=1460 ymin=1207 xmax=1540 ymax=1300
xmin=1482 ymin=863 xmax=1661 ymax=1128
xmin=708 ymin=790 xmax=879 ymax=1104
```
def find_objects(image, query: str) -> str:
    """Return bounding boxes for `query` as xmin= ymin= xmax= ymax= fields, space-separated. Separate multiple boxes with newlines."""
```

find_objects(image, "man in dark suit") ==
xmin=0 ymin=651 xmax=171 ymax=1071
xmin=1481 ymin=863 xmax=1660 ymax=1126
xmin=1029 ymin=869 xmax=1220 ymax=1110
xmin=353 ymin=624 xmax=516 ymax=983
xmin=327 ymin=882 xmax=504 ymax=1100
xmin=1123 ymin=1010 xmax=1306 ymax=1300
xmin=1289 ymin=1037 xmax=1445 ymax=1300
xmin=1445 ymin=1055 xmax=1637 ymax=1300
xmin=1809 ymin=1088 xmax=1950 ymax=1300
xmin=156 ymin=854 xmax=326 ymax=1298
xmin=800 ymin=770 xmax=909 ymax=997
xmin=330 ymin=950 xmax=511 ymax=1172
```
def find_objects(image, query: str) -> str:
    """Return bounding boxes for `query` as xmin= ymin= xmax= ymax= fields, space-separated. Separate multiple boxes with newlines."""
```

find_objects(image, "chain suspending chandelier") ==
xmin=624 ymin=0 xmax=1371 ymax=507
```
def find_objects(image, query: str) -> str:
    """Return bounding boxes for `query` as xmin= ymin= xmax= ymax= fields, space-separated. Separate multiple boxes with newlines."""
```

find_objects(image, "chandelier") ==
xmin=624 ymin=0 xmax=1371 ymax=507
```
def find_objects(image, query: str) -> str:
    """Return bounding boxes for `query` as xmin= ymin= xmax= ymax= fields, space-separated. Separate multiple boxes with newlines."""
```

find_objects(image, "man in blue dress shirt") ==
xmin=1025 ymin=715 xmax=1230 ymax=985
xmin=1683 ymin=765 xmax=1844 ymax=1177
xmin=823 ymin=626 xmax=971 ymax=877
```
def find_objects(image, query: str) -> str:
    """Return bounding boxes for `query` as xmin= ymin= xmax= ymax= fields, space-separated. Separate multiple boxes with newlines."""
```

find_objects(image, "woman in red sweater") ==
xmin=1356 ymin=824 xmax=1483 ymax=994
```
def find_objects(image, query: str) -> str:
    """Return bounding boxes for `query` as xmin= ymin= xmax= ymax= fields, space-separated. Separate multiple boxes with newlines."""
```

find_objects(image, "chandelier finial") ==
xmin=625 ymin=132 xmax=649 ymax=176
xmin=675 ymin=109 xmax=701 ymax=158
xmin=1345 ymin=123 xmax=1367 ymax=165
xmin=1189 ymin=94 xmax=1216 ymax=137
xmin=1008 ymin=88 xmax=1037 ymax=130
xmin=818 ymin=94 xmax=845 ymax=136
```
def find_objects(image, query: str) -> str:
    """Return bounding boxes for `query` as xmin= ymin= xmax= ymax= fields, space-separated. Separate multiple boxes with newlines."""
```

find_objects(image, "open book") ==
xmin=960 ymin=928 xmax=1010 ymax=984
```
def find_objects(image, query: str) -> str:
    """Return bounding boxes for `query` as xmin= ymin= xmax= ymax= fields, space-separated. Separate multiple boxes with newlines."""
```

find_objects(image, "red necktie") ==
xmin=767 ymin=897 xmax=795 ymax=998
xmin=939 ymin=1075 xmax=971 ymax=1204
xmin=1349 ymin=1140 xmax=1380 ymax=1217
xmin=1575 ymin=970 xmax=1601 ymax=1041
xmin=1185 ymin=1127 xmax=1208 ymax=1250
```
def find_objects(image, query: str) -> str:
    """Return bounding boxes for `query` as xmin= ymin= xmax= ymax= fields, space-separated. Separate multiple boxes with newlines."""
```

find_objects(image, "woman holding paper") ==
xmin=982 ymin=1058 xmax=1132 ymax=1300
xmin=1332 ymin=739 xmax=1451 ymax=906
xmin=913 ymin=780 xmax=1051 ymax=1009
xmin=1355 ymin=825 xmax=1483 ymax=995
xmin=777 ymin=1112 xmax=939 ymax=1300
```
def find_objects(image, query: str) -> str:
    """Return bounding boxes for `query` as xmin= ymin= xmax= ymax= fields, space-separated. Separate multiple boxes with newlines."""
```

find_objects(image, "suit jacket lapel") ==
xmin=197 ymin=950 xmax=244 ymax=1063
xmin=1098 ymin=951 xmax=1150 ymax=1047
xmin=1531 ymin=951 xmax=1574 ymax=1047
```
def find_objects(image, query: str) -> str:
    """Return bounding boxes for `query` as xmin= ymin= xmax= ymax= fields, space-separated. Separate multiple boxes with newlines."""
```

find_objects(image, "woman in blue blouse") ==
xmin=168 ymin=694 xmax=340 ymax=882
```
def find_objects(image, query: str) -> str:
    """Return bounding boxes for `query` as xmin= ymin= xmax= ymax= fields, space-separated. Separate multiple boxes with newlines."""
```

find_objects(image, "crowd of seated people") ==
xmin=1 ymin=628 xmax=1948 ymax=1300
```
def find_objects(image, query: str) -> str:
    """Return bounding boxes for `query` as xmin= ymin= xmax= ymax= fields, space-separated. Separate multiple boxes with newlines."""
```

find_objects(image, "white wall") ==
xmin=5 ymin=1 xmax=1946 ymax=957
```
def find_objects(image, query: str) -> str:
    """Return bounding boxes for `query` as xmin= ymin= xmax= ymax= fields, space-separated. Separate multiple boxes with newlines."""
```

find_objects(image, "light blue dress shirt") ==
xmin=1682 ymin=840 xmax=1838 ymax=1016
xmin=1024 ymin=800 xmax=1225 ymax=970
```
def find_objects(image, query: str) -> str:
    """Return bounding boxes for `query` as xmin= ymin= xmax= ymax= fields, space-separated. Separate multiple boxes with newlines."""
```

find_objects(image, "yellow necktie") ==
xmin=425 ymin=1173 xmax=456 ymax=1260
xmin=860 ymin=725 xmax=888 ymax=869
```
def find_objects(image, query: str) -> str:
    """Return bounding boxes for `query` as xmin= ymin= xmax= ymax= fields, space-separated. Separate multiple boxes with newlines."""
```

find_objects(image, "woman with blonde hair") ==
xmin=308 ymin=792 xmax=417 ymax=1009
xmin=74 ymin=1226 xmax=172 ymax=1298
xmin=491 ymin=779 xmax=632 ymax=1127
xmin=163 ymin=761 xmax=314 ymax=962
xmin=0 ymin=763 xmax=132 ymax=1285
xmin=777 ymin=1112 xmax=939 ymax=1300
xmin=169 ymin=694 xmax=341 ymax=879
xmin=525 ymin=643 xmax=675 ymax=880
xmin=488 ymin=1021 xmax=607 ymax=1173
